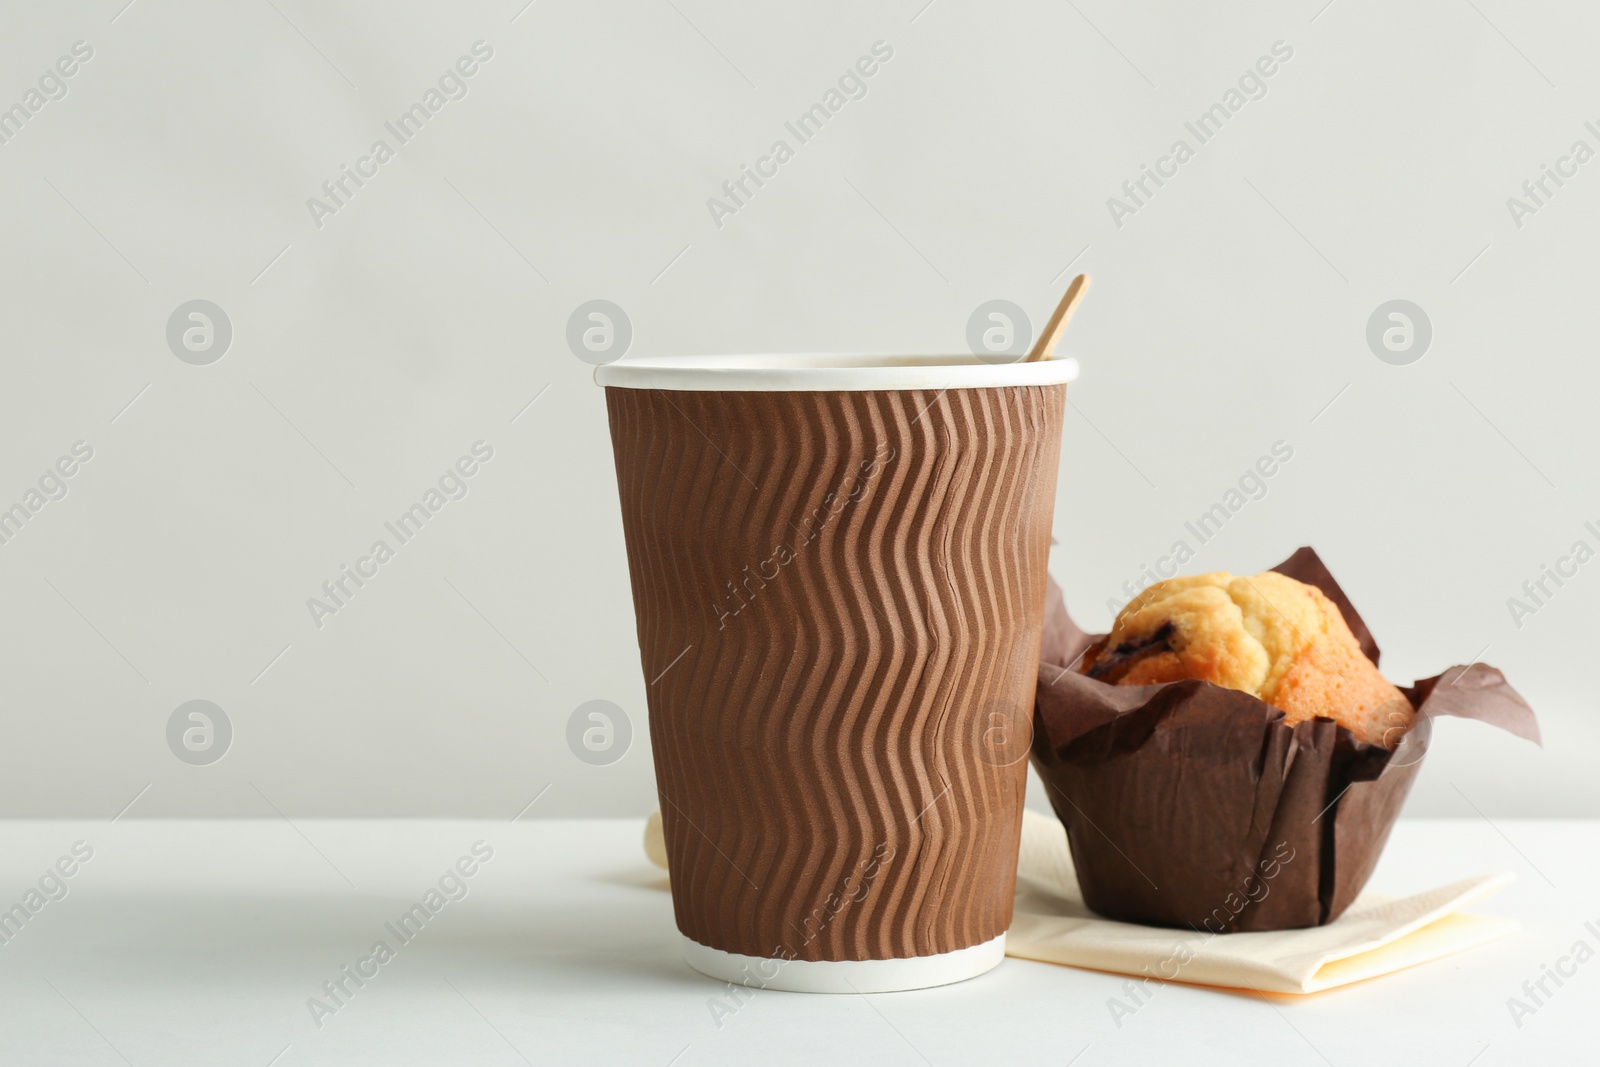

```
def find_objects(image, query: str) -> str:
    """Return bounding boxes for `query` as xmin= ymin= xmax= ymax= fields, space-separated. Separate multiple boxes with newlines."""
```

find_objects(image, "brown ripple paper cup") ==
xmin=596 ymin=354 xmax=1076 ymax=992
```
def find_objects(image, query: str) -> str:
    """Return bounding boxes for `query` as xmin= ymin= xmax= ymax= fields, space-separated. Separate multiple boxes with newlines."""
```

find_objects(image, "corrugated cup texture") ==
xmin=606 ymin=384 xmax=1065 ymax=962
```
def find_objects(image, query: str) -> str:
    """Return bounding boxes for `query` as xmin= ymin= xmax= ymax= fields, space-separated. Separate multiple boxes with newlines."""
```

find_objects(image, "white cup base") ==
xmin=679 ymin=932 xmax=1007 ymax=994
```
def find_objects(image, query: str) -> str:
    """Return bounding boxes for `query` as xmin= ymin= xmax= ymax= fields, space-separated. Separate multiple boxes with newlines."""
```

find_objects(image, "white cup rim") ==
xmin=593 ymin=353 xmax=1079 ymax=392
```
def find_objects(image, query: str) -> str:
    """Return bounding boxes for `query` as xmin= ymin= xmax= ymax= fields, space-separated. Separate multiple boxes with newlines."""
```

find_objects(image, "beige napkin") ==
xmin=642 ymin=811 xmax=1515 ymax=994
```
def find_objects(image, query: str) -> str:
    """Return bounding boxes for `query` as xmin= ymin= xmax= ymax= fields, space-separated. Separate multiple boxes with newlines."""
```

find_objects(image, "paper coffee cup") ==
xmin=597 ymin=354 xmax=1075 ymax=993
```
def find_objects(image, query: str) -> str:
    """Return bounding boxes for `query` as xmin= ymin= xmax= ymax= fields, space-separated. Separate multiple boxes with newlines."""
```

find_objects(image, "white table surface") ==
xmin=0 ymin=817 xmax=1590 ymax=1066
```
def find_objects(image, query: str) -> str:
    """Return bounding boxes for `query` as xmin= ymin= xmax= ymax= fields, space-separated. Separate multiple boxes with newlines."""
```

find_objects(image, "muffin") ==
xmin=1034 ymin=548 xmax=1538 ymax=932
xmin=1080 ymin=570 xmax=1414 ymax=747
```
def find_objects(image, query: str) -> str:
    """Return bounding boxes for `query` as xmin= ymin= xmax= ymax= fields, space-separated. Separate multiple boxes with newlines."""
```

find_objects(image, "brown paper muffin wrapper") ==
xmin=1030 ymin=547 xmax=1540 ymax=933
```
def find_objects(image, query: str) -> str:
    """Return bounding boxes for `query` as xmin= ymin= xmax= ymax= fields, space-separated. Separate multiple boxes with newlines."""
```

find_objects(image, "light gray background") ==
xmin=1 ymin=0 xmax=1591 ymax=818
